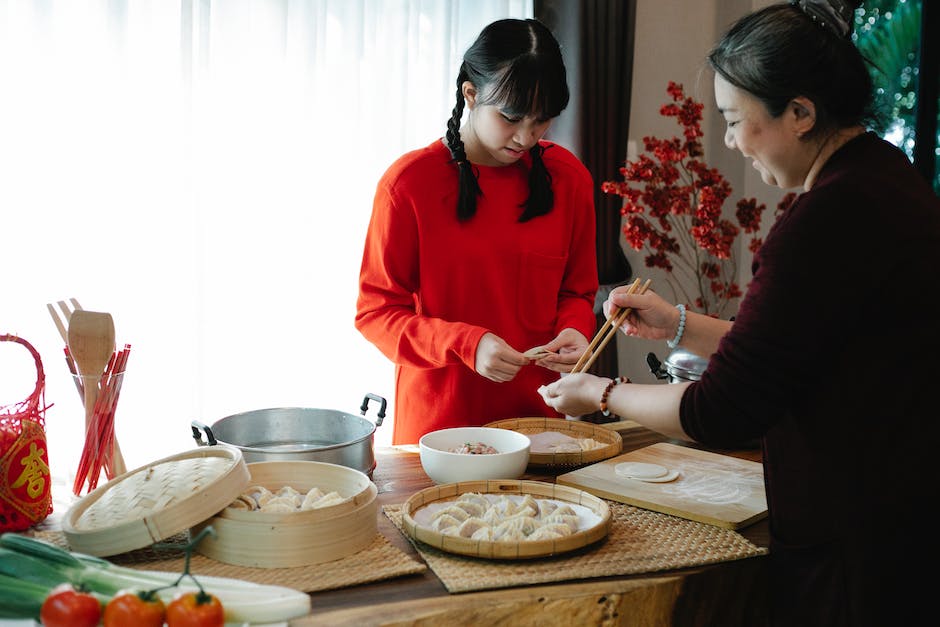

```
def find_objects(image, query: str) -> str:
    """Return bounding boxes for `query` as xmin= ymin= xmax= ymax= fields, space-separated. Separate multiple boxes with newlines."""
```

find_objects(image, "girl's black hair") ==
xmin=707 ymin=1 xmax=886 ymax=139
xmin=444 ymin=18 xmax=569 ymax=222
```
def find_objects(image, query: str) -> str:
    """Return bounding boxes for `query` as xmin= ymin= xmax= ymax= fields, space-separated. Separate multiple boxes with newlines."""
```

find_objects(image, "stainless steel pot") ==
xmin=191 ymin=393 xmax=386 ymax=477
xmin=647 ymin=349 xmax=708 ymax=383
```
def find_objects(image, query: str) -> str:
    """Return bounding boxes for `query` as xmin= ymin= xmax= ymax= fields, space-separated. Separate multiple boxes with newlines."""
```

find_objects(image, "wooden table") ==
xmin=294 ymin=422 xmax=769 ymax=626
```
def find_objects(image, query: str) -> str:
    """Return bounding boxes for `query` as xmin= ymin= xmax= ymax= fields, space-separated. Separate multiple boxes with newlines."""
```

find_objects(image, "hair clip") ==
xmin=791 ymin=0 xmax=854 ymax=38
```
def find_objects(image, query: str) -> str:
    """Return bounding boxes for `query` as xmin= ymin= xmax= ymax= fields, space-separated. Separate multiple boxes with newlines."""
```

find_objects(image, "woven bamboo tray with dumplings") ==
xmin=401 ymin=479 xmax=610 ymax=559
xmin=62 ymin=445 xmax=250 ymax=557
xmin=192 ymin=460 xmax=377 ymax=568
xmin=484 ymin=417 xmax=622 ymax=468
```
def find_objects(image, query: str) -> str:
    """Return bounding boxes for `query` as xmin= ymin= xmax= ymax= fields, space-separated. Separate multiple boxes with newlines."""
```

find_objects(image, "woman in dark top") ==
xmin=540 ymin=2 xmax=939 ymax=625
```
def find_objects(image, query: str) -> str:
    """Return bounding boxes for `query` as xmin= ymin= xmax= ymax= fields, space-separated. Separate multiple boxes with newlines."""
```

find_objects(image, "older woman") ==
xmin=540 ymin=2 xmax=940 ymax=625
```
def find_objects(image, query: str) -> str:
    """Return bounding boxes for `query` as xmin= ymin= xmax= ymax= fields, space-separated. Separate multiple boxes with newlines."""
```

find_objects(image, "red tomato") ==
xmin=40 ymin=583 xmax=102 ymax=627
xmin=165 ymin=590 xmax=224 ymax=627
xmin=103 ymin=589 xmax=166 ymax=627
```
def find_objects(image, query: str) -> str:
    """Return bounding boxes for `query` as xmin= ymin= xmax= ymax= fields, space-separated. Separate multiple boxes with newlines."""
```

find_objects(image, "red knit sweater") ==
xmin=356 ymin=139 xmax=598 ymax=444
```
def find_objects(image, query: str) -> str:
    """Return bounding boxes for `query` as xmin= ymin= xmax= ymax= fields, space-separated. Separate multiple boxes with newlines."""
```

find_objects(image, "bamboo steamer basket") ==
xmin=62 ymin=445 xmax=250 ymax=556
xmin=191 ymin=460 xmax=377 ymax=568
xmin=484 ymin=417 xmax=622 ymax=468
xmin=401 ymin=479 xmax=611 ymax=559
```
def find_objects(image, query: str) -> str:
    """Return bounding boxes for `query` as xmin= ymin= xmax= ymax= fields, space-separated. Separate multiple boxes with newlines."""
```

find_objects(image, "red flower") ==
xmin=603 ymin=82 xmax=777 ymax=316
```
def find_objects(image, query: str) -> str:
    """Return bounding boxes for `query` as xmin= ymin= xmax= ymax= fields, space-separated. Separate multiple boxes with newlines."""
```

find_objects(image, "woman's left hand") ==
xmin=538 ymin=372 xmax=607 ymax=417
xmin=533 ymin=327 xmax=588 ymax=373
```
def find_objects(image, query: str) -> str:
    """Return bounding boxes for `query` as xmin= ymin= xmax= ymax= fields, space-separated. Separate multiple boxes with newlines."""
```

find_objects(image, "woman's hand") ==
xmin=533 ymin=327 xmax=588 ymax=373
xmin=475 ymin=333 xmax=530 ymax=382
xmin=538 ymin=372 xmax=608 ymax=417
xmin=605 ymin=288 xmax=679 ymax=341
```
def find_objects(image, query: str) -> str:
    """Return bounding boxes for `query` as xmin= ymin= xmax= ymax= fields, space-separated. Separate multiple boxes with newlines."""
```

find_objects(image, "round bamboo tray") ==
xmin=62 ymin=445 xmax=249 ymax=556
xmin=192 ymin=460 xmax=377 ymax=568
xmin=484 ymin=417 xmax=622 ymax=468
xmin=401 ymin=479 xmax=611 ymax=559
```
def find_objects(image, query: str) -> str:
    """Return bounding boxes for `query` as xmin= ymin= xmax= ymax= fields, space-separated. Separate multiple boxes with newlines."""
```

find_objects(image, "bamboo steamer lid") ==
xmin=62 ymin=445 xmax=249 ymax=556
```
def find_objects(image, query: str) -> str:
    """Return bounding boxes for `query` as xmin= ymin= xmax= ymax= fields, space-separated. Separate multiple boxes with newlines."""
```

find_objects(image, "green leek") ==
xmin=0 ymin=532 xmax=311 ymax=623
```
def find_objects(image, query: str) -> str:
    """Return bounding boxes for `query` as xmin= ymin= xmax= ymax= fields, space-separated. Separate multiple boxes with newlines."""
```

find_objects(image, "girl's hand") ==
xmin=538 ymin=372 xmax=608 ymax=417
xmin=605 ymin=288 xmax=679 ymax=341
xmin=475 ymin=333 xmax=529 ymax=382
xmin=532 ymin=328 xmax=588 ymax=373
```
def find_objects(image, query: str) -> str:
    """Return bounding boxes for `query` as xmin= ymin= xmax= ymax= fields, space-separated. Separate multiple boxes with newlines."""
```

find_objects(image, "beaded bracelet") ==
xmin=600 ymin=376 xmax=630 ymax=417
xmin=666 ymin=303 xmax=686 ymax=349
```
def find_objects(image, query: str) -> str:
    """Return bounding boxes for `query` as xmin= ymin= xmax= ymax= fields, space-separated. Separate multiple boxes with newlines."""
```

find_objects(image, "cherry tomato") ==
xmin=166 ymin=590 xmax=224 ymax=627
xmin=103 ymin=589 xmax=166 ymax=627
xmin=40 ymin=583 xmax=102 ymax=627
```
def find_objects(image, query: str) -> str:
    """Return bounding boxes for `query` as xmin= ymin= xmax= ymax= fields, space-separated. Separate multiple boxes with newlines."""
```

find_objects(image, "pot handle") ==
xmin=646 ymin=352 xmax=669 ymax=381
xmin=191 ymin=420 xmax=218 ymax=446
xmin=360 ymin=393 xmax=387 ymax=428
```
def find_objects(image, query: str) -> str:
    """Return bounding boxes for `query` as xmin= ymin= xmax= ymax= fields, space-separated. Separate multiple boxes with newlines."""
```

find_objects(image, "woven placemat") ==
xmin=385 ymin=501 xmax=767 ymax=593
xmin=34 ymin=529 xmax=426 ymax=593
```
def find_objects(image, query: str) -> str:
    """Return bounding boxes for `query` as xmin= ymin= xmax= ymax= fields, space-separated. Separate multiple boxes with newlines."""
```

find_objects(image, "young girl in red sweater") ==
xmin=356 ymin=19 xmax=598 ymax=445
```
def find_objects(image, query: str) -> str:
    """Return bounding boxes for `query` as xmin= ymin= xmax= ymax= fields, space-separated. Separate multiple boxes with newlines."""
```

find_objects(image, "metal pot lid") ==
xmin=662 ymin=348 xmax=709 ymax=379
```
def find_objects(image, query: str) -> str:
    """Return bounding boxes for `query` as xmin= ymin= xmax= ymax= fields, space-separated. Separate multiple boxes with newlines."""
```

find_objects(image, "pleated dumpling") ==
xmin=244 ymin=485 xmax=274 ymax=508
xmin=454 ymin=500 xmax=486 ymax=518
xmin=493 ymin=495 xmax=518 ymax=516
xmin=456 ymin=492 xmax=490 ymax=510
xmin=431 ymin=505 xmax=470 ymax=523
xmin=304 ymin=491 xmax=346 ymax=510
xmin=527 ymin=526 xmax=565 ymax=541
xmin=482 ymin=506 xmax=503 ymax=526
xmin=534 ymin=522 xmax=574 ymax=537
xmin=494 ymin=515 xmax=537 ymax=540
xmin=457 ymin=517 xmax=489 ymax=538
xmin=542 ymin=513 xmax=579 ymax=533
xmin=430 ymin=513 xmax=461 ymax=533
xmin=260 ymin=499 xmax=297 ymax=513
xmin=498 ymin=528 xmax=528 ymax=542
xmin=518 ymin=494 xmax=539 ymax=516
xmin=470 ymin=525 xmax=495 ymax=541
xmin=552 ymin=504 xmax=577 ymax=517
xmin=536 ymin=499 xmax=559 ymax=518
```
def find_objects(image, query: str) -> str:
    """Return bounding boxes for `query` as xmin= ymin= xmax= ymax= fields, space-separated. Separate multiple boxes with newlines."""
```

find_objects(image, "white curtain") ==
xmin=0 ymin=0 xmax=533 ymax=479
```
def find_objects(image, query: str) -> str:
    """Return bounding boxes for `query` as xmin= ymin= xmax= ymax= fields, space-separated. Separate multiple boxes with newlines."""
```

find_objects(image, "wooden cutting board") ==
xmin=556 ymin=442 xmax=767 ymax=529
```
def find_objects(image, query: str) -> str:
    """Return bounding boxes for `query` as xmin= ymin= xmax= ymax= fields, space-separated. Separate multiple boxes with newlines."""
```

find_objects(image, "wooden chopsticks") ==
xmin=571 ymin=277 xmax=651 ymax=374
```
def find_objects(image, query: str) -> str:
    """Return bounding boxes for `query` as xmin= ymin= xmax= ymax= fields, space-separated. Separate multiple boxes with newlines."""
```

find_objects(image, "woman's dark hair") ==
xmin=707 ymin=1 xmax=885 ymax=139
xmin=444 ymin=18 xmax=569 ymax=222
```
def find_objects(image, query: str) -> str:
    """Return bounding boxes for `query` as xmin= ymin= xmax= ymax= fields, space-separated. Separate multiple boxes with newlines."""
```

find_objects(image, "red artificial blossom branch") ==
xmin=603 ymin=81 xmax=792 ymax=317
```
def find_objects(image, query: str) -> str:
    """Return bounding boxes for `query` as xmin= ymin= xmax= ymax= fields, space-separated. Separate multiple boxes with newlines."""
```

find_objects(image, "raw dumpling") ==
xmin=431 ymin=505 xmax=470 ymax=523
xmin=260 ymin=500 xmax=297 ymax=513
xmin=542 ymin=513 xmax=579 ymax=533
xmin=244 ymin=485 xmax=274 ymax=507
xmin=430 ymin=513 xmax=461 ymax=532
xmin=303 ymin=491 xmax=346 ymax=510
xmin=535 ymin=522 xmax=574 ymax=537
xmin=456 ymin=492 xmax=490 ymax=509
xmin=552 ymin=504 xmax=576 ymax=517
xmin=498 ymin=529 xmax=528 ymax=542
xmin=528 ymin=526 xmax=565 ymax=541
xmin=276 ymin=486 xmax=302 ymax=506
xmin=494 ymin=516 xmax=537 ymax=540
xmin=537 ymin=499 xmax=559 ymax=517
xmin=519 ymin=494 xmax=539 ymax=515
xmin=457 ymin=517 xmax=489 ymax=538
xmin=454 ymin=500 xmax=486 ymax=518
xmin=470 ymin=525 xmax=495 ymax=541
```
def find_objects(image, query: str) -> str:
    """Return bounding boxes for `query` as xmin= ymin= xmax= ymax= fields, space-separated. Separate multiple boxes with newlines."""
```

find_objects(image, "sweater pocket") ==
xmin=518 ymin=250 xmax=567 ymax=333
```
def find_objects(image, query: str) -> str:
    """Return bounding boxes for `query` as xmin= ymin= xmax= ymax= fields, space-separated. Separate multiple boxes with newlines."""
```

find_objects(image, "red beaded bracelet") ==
xmin=600 ymin=376 xmax=630 ymax=417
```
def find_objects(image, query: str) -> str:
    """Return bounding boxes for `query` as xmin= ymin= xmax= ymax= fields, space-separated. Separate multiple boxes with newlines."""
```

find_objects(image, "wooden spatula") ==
xmin=67 ymin=311 xmax=122 ymax=475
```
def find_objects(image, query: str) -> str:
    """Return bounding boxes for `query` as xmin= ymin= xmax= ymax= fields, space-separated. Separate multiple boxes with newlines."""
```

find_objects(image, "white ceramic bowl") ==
xmin=419 ymin=427 xmax=531 ymax=484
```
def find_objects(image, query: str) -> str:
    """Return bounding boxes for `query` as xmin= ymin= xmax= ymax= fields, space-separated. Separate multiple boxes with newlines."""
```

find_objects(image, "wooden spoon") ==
xmin=67 ymin=311 xmax=120 ymax=474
